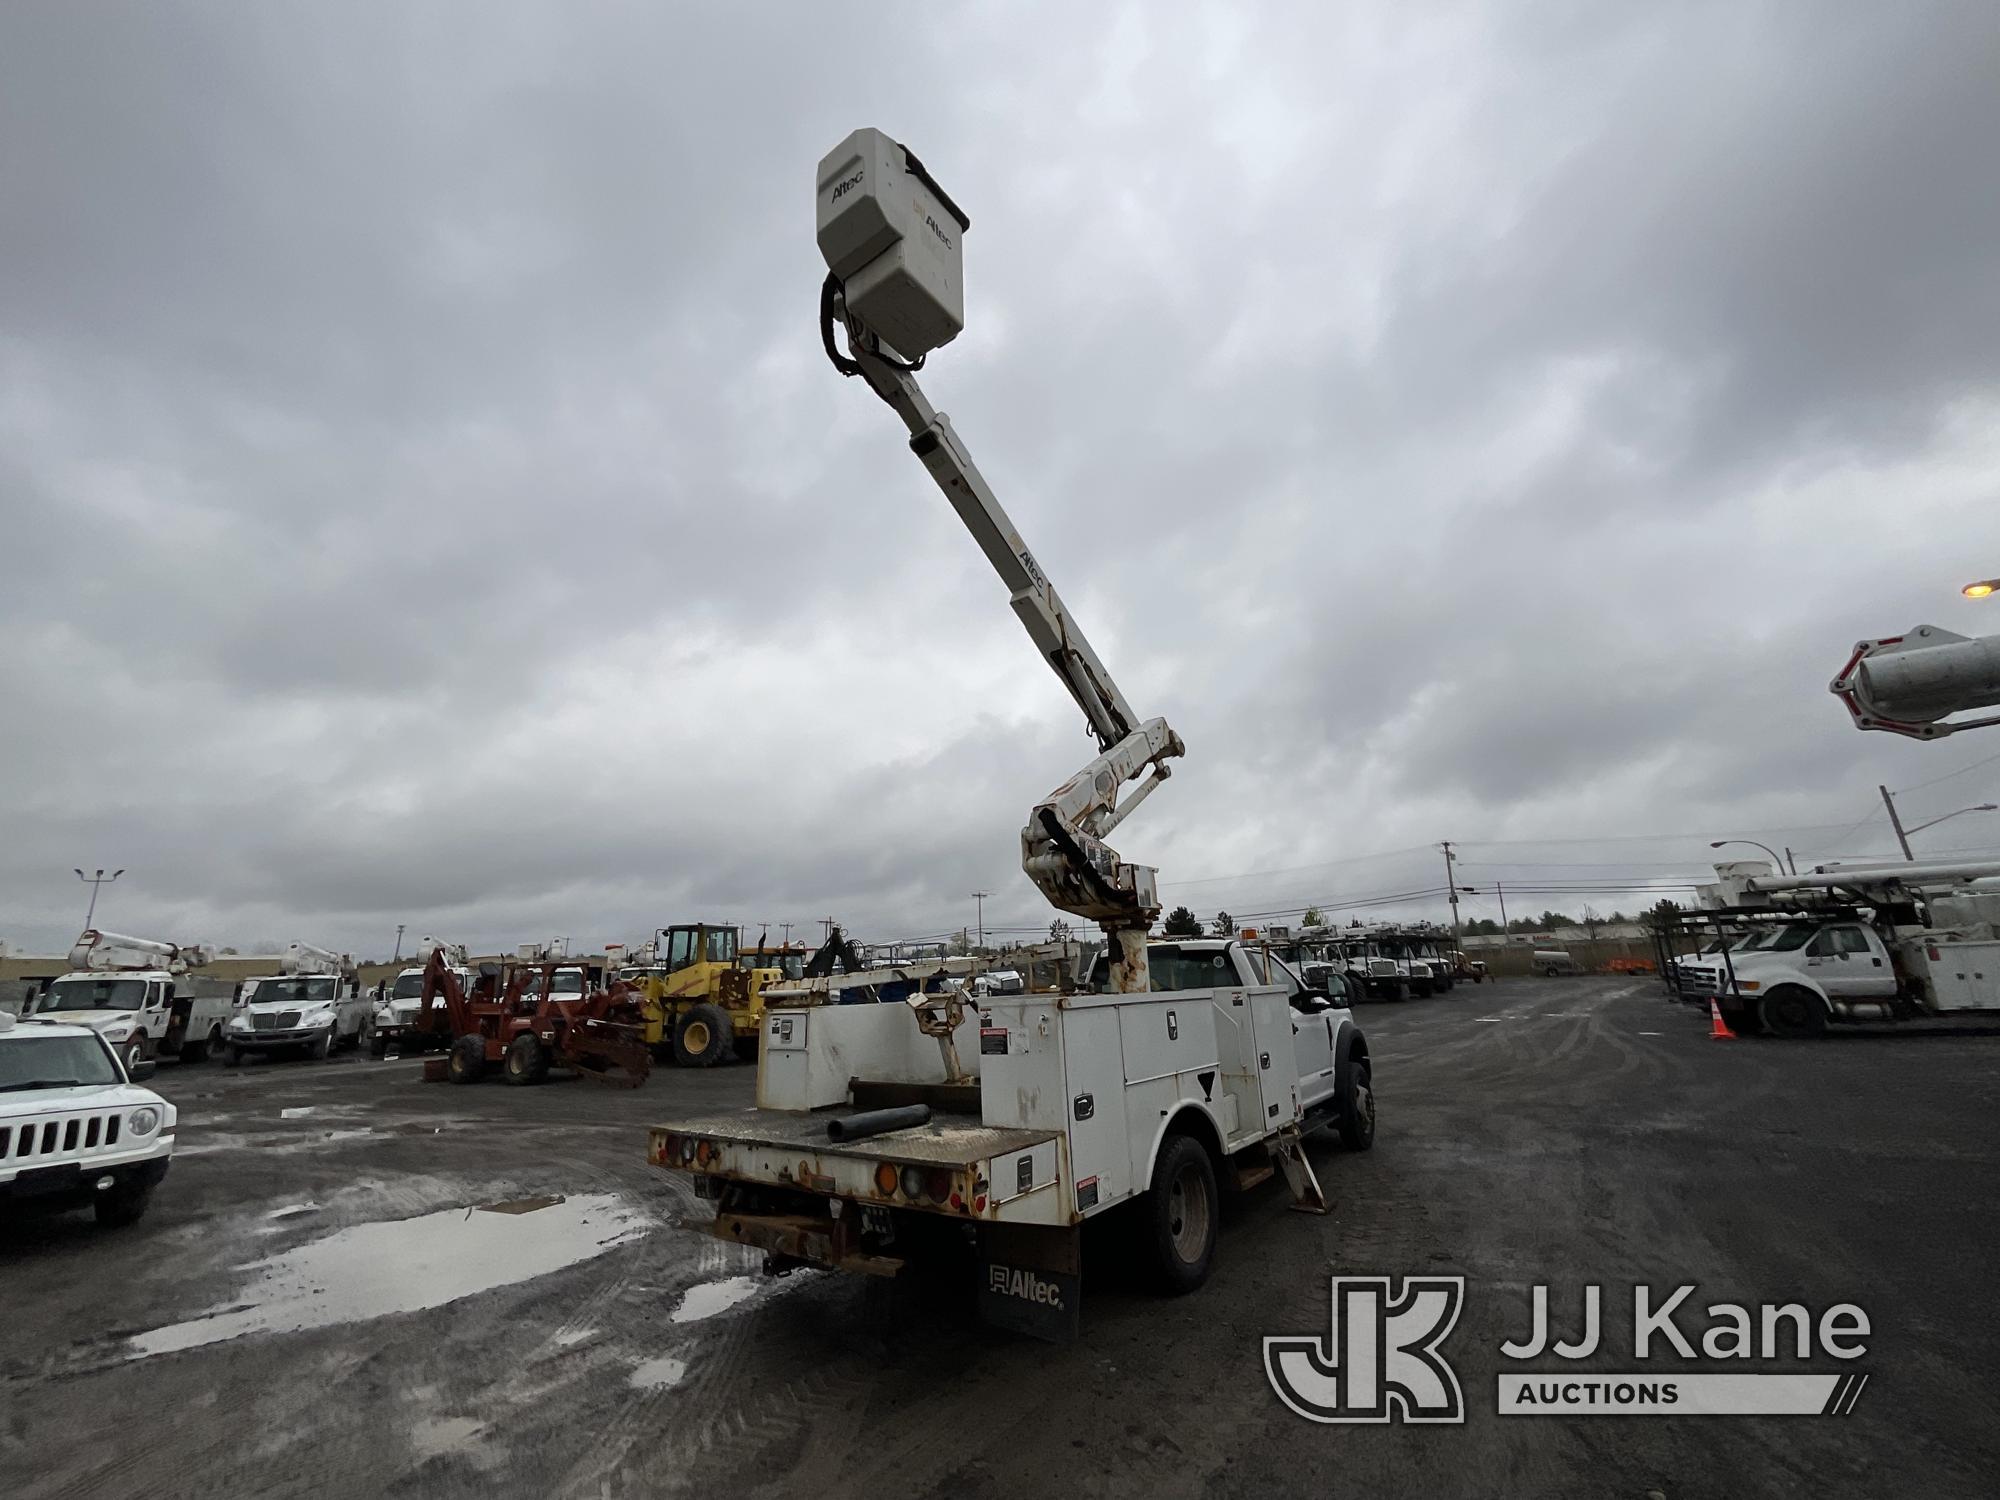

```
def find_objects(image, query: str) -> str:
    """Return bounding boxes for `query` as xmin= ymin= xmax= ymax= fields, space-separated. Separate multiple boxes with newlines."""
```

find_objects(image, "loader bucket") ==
xmin=560 ymin=1022 xmax=652 ymax=1089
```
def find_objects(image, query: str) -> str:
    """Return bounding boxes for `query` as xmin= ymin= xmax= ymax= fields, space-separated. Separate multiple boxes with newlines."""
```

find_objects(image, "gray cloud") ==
xmin=4 ymin=2 xmax=2000 ymax=959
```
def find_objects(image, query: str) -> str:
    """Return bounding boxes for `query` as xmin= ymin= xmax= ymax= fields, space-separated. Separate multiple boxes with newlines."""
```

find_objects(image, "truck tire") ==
xmin=370 ymin=1030 xmax=389 ymax=1059
xmin=1145 ymin=1133 xmax=1218 ymax=1295
xmin=1759 ymin=986 xmax=1827 ymax=1040
xmin=674 ymin=1004 xmax=733 ymax=1068
xmin=311 ymin=1026 xmax=335 ymax=1062
xmin=225 ymin=1044 xmax=245 ymax=1068
xmin=122 ymin=1037 xmax=147 ymax=1073
xmin=504 ymin=1033 xmax=550 ymax=1085
xmin=95 ymin=1181 xmax=154 ymax=1228
xmin=1338 ymin=1054 xmax=1376 ymax=1152
xmin=447 ymin=1033 xmax=488 ymax=1084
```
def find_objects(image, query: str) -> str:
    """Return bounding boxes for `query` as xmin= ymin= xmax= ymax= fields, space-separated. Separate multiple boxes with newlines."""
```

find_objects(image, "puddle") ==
xmin=627 ymin=1355 xmax=688 ymax=1390
xmin=126 ymin=1193 xmax=649 ymax=1359
xmin=279 ymin=1107 xmax=318 ymax=1119
xmin=410 ymin=1415 xmax=486 ymax=1461
xmin=670 ymin=1276 xmax=761 ymax=1324
xmin=180 ymin=1127 xmax=385 ymax=1157
xmin=264 ymin=1203 xmax=320 ymax=1220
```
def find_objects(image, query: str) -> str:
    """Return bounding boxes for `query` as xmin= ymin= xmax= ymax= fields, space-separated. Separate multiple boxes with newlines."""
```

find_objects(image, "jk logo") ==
xmin=1265 ymin=1276 xmax=1466 ymax=1423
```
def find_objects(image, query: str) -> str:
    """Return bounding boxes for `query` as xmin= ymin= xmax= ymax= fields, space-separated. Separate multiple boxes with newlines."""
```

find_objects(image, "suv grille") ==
xmin=2 ymin=1111 xmax=124 ymax=1160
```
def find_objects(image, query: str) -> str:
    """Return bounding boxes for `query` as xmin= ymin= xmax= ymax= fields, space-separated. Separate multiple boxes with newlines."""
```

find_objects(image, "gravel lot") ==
xmin=4 ymin=976 xmax=1996 ymax=1499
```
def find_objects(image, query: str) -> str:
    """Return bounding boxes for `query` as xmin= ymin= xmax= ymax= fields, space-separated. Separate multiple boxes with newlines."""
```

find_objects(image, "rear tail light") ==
xmin=924 ymin=1168 xmax=952 ymax=1202
xmin=898 ymin=1165 xmax=925 ymax=1199
xmin=873 ymin=1161 xmax=899 ymax=1197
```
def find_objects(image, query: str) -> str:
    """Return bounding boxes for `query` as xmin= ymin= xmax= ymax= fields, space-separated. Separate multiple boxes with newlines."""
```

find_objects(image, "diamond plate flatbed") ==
xmin=650 ymin=1108 xmax=1056 ymax=1168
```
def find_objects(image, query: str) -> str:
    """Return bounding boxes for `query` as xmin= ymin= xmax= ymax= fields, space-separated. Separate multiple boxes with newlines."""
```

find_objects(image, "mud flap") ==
xmin=977 ymin=1222 xmax=1081 ymax=1344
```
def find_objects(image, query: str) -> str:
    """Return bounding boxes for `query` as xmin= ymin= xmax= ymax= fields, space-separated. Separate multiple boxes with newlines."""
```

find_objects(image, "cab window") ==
xmin=665 ymin=929 xmax=697 ymax=972
xmin=1833 ymin=927 xmax=1874 ymax=955
xmin=1241 ymin=948 xmax=1271 ymax=985
xmin=706 ymin=929 xmax=737 ymax=964
xmin=1804 ymin=930 xmax=1839 ymax=958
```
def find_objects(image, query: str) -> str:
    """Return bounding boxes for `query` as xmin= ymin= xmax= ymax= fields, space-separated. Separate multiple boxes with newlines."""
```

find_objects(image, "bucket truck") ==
xmin=646 ymin=129 xmax=1377 ymax=1342
xmin=1668 ymin=859 xmax=2000 ymax=1035
xmin=27 ymin=931 xmax=235 ymax=1072
xmin=221 ymin=943 xmax=368 ymax=1066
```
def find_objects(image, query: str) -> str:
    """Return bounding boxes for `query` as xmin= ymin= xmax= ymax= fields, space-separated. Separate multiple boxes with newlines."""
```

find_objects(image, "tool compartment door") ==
xmin=1060 ymin=1006 xmax=1128 ymax=1212
xmin=1250 ymin=989 xmax=1303 ymax=1131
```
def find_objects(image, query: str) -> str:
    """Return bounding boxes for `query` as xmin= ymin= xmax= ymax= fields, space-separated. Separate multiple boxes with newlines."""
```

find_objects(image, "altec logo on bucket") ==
xmin=1266 ymin=1279 xmax=1872 ymax=1423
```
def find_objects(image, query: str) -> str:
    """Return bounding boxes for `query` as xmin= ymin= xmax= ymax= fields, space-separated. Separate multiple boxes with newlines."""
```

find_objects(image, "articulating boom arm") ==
xmin=834 ymin=306 xmax=1185 ymax=969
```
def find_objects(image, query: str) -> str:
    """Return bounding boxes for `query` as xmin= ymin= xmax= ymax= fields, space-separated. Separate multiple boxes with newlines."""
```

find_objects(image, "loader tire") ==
xmin=448 ymin=1033 xmax=488 ymax=1084
xmin=674 ymin=1004 xmax=732 ymax=1068
xmin=505 ymin=1032 xmax=550 ymax=1085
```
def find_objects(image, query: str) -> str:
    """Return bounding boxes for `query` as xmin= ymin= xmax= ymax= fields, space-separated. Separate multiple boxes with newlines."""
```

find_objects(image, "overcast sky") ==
xmin=5 ymin=3 xmax=2000 ymax=960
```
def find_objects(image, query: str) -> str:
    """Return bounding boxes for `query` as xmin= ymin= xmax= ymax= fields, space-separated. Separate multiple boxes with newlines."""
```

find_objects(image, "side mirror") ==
xmin=128 ymin=1059 xmax=157 ymax=1082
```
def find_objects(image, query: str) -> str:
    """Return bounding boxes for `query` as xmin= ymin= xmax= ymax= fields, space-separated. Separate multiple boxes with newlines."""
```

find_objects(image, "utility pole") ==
xmin=781 ymin=921 xmax=794 ymax=947
xmin=1440 ymin=842 xmax=1461 ymax=953
xmin=971 ymin=891 xmax=989 ymax=952
xmin=821 ymin=917 xmax=836 ymax=942
xmin=1783 ymin=846 xmax=1798 ymax=876
xmin=1880 ymin=784 xmax=1915 ymax=862
xmin=393 ymin=924 xmax=406 ymax=962
xmin=73 ymin=868 xmax=122 ymax=930
xmin=1495 ymin=880 xmax=1509 ymax=932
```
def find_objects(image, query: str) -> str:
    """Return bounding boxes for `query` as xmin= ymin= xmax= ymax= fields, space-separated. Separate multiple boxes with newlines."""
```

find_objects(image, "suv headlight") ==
xmin=128 ymin=1106 xmax=161 ymax=1135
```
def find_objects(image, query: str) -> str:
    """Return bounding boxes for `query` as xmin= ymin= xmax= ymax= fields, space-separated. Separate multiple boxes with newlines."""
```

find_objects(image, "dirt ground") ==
xmin=4 ymin=976 xmax=1996 ymax=1499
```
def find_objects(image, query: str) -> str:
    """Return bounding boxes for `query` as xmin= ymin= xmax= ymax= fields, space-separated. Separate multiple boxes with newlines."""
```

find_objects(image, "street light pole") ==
xmin=393 ymin=924 xmax=406 ymax=962
xmin=1878 ymin=785 xmax=1916 ymax=862
xmin=73 ymin=868 xmax=123 ymax=930
xmin=1709 ymin=838 xmax=1791 ymax=873
xmin=971 ymin=891 xmax=989 ymax=953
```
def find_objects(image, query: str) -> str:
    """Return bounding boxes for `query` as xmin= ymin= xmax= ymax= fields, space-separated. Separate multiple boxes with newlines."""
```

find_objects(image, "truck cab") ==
xmin=0 ymin=1011 xmax=175 ymax=1226
xmin=224 ymin=959 xmax=369 ymax=1066
xmin=31 ymin=969 xmax=234 ymax=1071
xmin=1679 ymin=919 xmax=1899 ymax=1036
xmin=372 ymin=960 xmax=472 ymax=1057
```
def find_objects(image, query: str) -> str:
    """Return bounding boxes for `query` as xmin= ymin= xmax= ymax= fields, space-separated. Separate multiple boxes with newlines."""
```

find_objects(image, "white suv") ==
xmin=0 ymin=1011 xmax=177 ymax=1226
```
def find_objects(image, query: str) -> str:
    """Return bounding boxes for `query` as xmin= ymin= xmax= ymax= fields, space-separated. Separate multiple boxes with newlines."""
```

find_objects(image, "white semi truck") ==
xmin=27 ymin=930 xmax=234 ymax=1071
xmin=649 ymin=130 xmax=1377 ymax=1341
xmin=222 ymin=943 xmax=368 ymax=1065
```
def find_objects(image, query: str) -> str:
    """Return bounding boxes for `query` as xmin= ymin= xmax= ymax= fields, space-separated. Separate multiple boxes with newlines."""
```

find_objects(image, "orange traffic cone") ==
xmin=1708 ymin=996 xmax=1736 ymax=1040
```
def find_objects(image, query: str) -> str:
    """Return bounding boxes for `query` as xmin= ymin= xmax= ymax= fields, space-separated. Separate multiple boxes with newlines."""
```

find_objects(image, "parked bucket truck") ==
xmin=27 ymin=931 xmax=233 ymax=1071
xmin=222 ymin=943 xmax=367 ymax=1066
xmin=647 ymin=130 xmax=1377 ymax=1341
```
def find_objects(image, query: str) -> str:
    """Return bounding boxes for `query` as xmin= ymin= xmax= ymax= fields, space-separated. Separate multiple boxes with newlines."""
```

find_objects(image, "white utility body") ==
xmin=223 ymin=942 xmax=368 ymax=1065
xmin=27 ymin=930 xmax=234 ymax=1071
xmin=0 ymin=1010 xmax=176 ymax=1226
xmin=649 ymin=131 xmax=1376 ymax=1341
